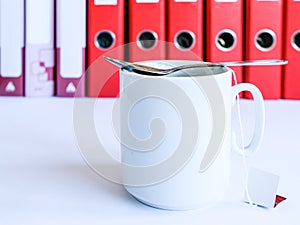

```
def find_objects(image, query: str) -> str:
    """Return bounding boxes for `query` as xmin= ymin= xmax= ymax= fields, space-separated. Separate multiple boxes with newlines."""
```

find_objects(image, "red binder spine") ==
xmin=129 ymin=0 xmax=166 ymax=61
xmin=245 ymin=0 xmax=283 ymax=99
xmin=206 ymin=0 xmax=243 ymax=84
xmin=87 ymin=0 xmax=125 ymax=97
xmin=282 ymin=0 xmax=300 ymax=99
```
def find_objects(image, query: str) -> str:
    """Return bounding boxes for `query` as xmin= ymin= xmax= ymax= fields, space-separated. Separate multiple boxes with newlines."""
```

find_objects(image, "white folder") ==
xmin=56 ymin=0 xmax=86 ymax=96
xmin=0 ymin=0 xmax=24 ymax=96
xmin=25 ymin=0 xmax=55 ymax=96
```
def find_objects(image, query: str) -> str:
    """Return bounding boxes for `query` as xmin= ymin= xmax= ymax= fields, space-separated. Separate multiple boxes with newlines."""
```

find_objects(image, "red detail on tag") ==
xmin=274 ymin=195 xmax=286 ymax=207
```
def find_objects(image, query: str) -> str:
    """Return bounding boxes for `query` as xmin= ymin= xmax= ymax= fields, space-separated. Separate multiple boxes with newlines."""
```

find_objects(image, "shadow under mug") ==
xmin=119 ymin=60 xmax=265 ymax=210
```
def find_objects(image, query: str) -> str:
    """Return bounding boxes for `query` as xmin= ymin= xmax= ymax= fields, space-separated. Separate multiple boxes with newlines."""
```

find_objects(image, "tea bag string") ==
xmin=231 ymin=68 xmax=255 ymax=207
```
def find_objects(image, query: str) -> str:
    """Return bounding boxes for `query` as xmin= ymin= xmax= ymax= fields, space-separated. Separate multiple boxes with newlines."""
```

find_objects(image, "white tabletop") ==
xmin=1 ymin=97 xmax=300 ymax=225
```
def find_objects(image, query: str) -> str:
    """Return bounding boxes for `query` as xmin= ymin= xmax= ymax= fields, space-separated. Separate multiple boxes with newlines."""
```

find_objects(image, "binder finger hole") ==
xmin=95 ymin=30 xmax=116 ymax=50
xmin=215 ymin=29 xmax=237 ymax=52
xmin=255 ymin=29 xmax=276 ymax=52
xmin=174 ymin=31 xmax=195 ymax=50
xmin=291 ymin=31 xmax=300 ymax=51
xmin=137 ymin=30 xmax=158 ymax=50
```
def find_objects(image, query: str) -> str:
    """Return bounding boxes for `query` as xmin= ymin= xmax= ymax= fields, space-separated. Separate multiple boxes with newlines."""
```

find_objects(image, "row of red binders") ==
xmin=0 ymin=0 xmax=299 ymax=99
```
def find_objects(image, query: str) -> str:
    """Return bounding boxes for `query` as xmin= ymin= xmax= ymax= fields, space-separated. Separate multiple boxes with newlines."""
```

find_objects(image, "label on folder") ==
xmin=215 ymin=0 xmax=237 ymax=2
xmin=136 ymin=0 xmax=159 ymax=3
xmin=175 ymin=0 xmax=198 ymax=2
xmin=94 ymin=0 xmax=118 ymax=5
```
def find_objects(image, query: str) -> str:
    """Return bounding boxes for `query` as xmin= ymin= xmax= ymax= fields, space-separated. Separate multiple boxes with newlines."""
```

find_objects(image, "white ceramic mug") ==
xmin=119 ymin=60 xmax=265 ymax=210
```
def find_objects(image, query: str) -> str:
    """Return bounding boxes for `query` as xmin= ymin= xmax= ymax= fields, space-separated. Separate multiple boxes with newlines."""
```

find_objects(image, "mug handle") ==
xmin=231 ymin=83 xmax=265 ymax=155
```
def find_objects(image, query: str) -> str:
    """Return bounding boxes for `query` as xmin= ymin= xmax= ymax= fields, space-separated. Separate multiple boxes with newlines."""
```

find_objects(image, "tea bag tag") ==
xmin=244 ymin=167 xmax=280 ymax=208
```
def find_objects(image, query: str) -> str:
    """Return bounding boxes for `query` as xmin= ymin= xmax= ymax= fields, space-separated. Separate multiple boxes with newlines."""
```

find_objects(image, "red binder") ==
xmin=244 ymin=0 xmax=283 ymax=99
xmin=282 ymin=0 xmax=300 ymax=99
xmin=87 ymin=0 xmax=125 ymax=97
xmin=206 ymin=0 xmax=243 ymax=84
xmin=129 ymin=0 xmax=166 ymax=61
xmin=0 ymin=0 xmax=24 ymax=96
xmin=56 ymin=0 xmax=86 ymax=97
xmin=167 ymin=0 xmax=203 ymax=60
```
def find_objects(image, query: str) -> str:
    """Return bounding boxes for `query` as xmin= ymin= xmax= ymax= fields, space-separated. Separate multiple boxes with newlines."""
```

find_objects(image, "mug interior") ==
xmin=129 ymin=60 xmax=230 ymax=77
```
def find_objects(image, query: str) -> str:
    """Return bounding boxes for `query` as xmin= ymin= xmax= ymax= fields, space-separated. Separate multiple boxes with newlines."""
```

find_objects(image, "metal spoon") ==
xmin=104 ymin=56 xmax=288 ymax=76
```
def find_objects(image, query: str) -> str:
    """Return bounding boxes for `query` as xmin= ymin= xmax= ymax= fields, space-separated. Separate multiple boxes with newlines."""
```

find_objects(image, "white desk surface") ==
xmin=1 ymin=97 xmax=300 ymax=225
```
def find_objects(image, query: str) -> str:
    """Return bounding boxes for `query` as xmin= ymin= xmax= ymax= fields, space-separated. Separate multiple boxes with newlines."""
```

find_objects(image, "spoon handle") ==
xmin=221 ymin=59 xmax=288 ymax=67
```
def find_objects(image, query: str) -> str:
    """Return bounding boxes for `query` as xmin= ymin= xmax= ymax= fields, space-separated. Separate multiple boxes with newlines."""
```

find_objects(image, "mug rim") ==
xmin=122 ymin=60 xmax=230 ymax=77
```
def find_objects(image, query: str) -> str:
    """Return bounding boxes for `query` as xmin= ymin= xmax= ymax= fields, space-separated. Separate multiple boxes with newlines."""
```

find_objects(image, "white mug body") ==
xmin=120 ymin=60 xmax=235 ymax=210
